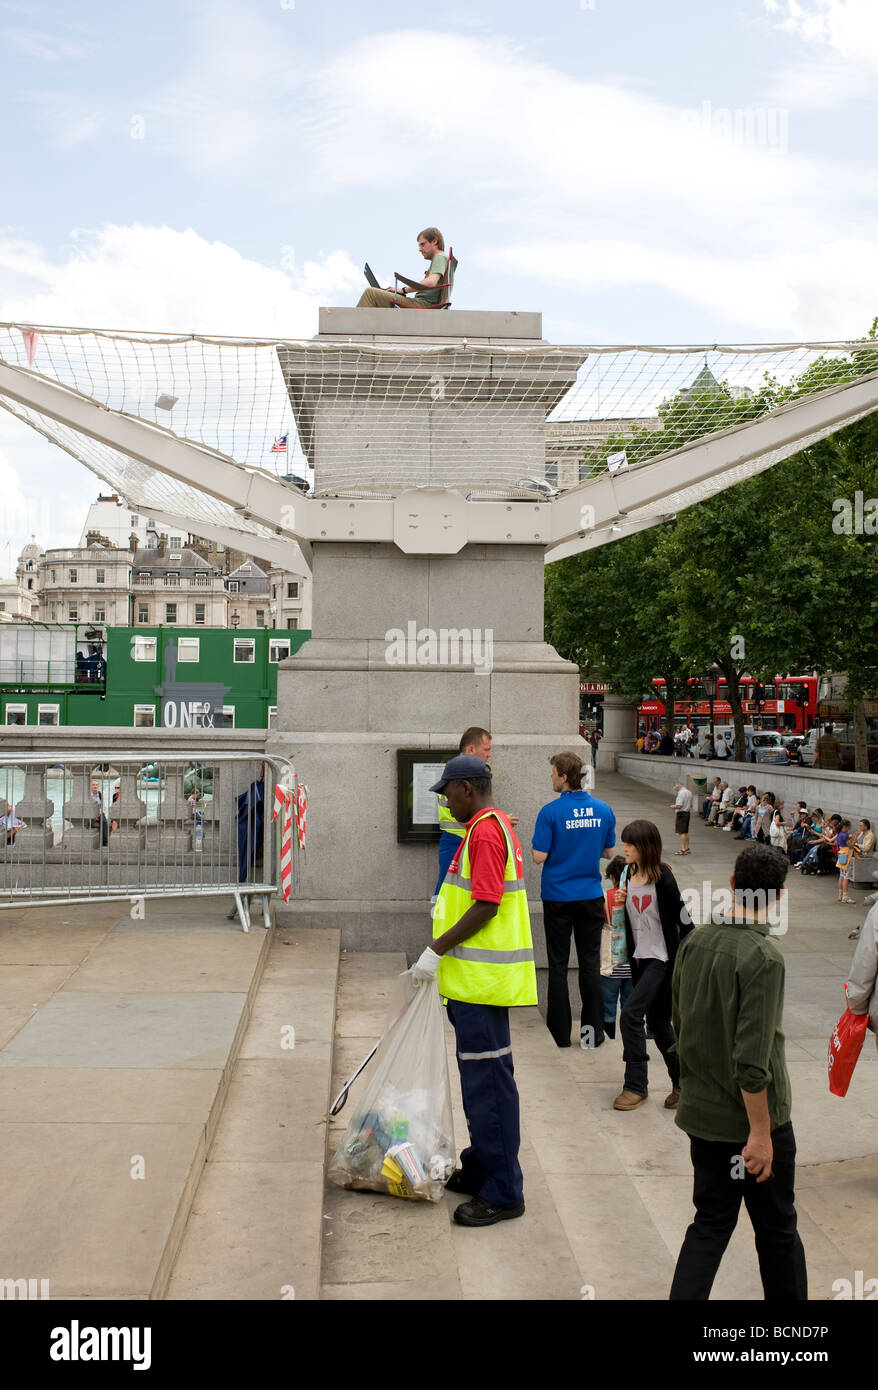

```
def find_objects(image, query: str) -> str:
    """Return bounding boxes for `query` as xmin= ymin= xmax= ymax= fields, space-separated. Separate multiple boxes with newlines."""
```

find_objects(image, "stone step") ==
xmin=165 ymin=926 xmax=341 ymax=1301
xmin=0 ymin=894 xmax=273 ymax=1299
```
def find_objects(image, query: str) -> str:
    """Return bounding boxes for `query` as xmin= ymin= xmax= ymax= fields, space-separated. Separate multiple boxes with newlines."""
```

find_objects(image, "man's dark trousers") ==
xmin=669 ymin=1121 xmax=808 ymax=1300
xmin=446 ymin=998 xmax=523 ymax=1209
xmin=541 ymin=898 xmax=605 ymax=1048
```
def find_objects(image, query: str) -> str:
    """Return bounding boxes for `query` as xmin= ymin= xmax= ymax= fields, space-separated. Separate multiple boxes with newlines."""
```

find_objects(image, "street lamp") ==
xmin=230 ymin=610 xmax=240 ymax=629
xmin=701 ymin=666 xmax=721 ymax=756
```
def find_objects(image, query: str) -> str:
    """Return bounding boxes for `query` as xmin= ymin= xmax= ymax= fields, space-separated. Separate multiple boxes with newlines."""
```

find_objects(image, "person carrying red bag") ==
xmin=843 ymin=901 xmax=878 ymax=1072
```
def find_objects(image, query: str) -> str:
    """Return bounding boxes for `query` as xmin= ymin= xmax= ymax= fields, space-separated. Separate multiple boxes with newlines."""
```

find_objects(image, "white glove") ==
xmin=411 ymin=946 xmax=441 ymax=981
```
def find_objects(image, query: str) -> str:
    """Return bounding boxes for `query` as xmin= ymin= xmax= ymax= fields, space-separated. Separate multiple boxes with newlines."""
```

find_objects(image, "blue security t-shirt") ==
xmin=532 ymin=791 xmax=616 ymax=901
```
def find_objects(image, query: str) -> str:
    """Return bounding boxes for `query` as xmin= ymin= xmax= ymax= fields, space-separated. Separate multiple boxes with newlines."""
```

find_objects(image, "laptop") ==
xmin=363 ymin=262 xmax=381 ymax=288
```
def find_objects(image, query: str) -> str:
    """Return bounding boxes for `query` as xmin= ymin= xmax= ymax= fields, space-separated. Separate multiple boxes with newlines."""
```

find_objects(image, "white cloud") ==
xmin=0 ymin=223 xmax=361 ymax=335
xmin=1 ymin=27 xmax=97 ymax=61
xmin=0 ymin=224 xmax=362 ymax=546
xmin=767 ymin=0 xmax=878 ymax=65
xmin=488 ymin=236 xmax=878 ymax=339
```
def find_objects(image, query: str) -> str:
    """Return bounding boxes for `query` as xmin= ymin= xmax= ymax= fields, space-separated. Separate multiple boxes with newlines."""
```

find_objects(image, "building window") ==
xmin=233 ymin=638 xmax=255 ymax=663
xmin=147 ymin=518 xmax=156 ymax=528
xmin=134 ymin=705 xmax=156 ymax=727
xmin=269 ymin=639 xmax=291 ymax=663
xmin=51 ymin=569 xmax=56 ymax=582
xmin=51 ymin=605 xmax=58 ymax=621
xmin=227 ymin=580 xmax=239 ymax=593
xmin=38 ymin=704 xmax=60 ymax=726
xmin=267 ymin=705 xmax=277 ymax=729
xmin=68 ymin=605 xmax=78 ymax=621
xmin=165 ymin=603 xmax=177 ymax=623
xmin=5 ymin=704 xmax=27 ymax=725
xmin=195 ymin=603 xmax=205 ymax=624
xmin=214 ymin=706 xmax=236 ymax=728
xmin=177 ymin=637 xmax=199 ymax=662
xmin=170 ymin=537 xmax=182 ymax=549
xmin=287 ymin=582 xmax=298 ymax=599
xmin=69 ymin=569 xmax=77 ymax=583
xmin=137 ymin=604 xmax=149 ymax=624
xmin=286 ymin=617 xmax=299 ymax=630
xmin=133 ymin=636 xmax=157 ymax=662
xmin=256 ymin=609 xmax=265 ymax=627
xmin=96 ymin=568 xmax=105 ymax=584
xmin=272 ymin=584 xmax=277 ymax=599
xmin=131 ymin=514 xmax=139 ymax=526
xmin=27 ymin=578 xmax=33 ymax=590
xmin=94 ymin=605 xmax=105 ymax=623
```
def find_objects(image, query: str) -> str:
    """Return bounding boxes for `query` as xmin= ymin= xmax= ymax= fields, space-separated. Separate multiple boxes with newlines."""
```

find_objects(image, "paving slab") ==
xmin=0 ymin=991 xmax=249 ymax=1069
xmin=0 ymin=963 xmax=77 ymax=1003
xmin=0 ymin=1120 xmax=204 ymax=1299
xmin=166 ymin=928 xmax=341 ymax=1301
xmin=63 ymin=928 xmax=268 ymax=994
xmin=0 ymin=1067 xmax=220 ymax=1124
xmin=167 ymin=1161 xmax=325 ymax=1301
xmin=208 ymin=1059 xmax=330 ymax=1164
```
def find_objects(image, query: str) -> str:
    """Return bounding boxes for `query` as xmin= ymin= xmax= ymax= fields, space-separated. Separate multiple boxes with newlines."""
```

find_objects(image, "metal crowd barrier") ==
xmin=0 ymin=750 xmax=299 ymax=931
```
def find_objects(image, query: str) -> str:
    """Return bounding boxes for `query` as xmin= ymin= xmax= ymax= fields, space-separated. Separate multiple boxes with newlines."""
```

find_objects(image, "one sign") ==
xmin=397 ymin=748 xmax=459 ymax=844
xmin=607 ymin=449 xmax=629 ymax=473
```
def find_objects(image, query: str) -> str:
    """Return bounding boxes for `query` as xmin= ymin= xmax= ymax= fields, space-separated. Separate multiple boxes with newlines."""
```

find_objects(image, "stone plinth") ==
xmin=317 ymin=308 xmax=543 ymax=340
xmin=276 ymin=333 xmax=582 ymax=495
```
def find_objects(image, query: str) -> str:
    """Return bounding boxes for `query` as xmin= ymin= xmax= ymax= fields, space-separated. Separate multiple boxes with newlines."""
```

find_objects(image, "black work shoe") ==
xmin=445 ymin=1169 xmax=481 ymax=1196
xmin=452 ymin=1197 xmax=525 ymax=1227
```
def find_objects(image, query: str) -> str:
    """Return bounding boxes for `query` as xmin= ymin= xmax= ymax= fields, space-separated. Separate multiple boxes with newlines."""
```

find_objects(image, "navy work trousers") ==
xmin=446 ymin=998 xmax=524 ymax=1209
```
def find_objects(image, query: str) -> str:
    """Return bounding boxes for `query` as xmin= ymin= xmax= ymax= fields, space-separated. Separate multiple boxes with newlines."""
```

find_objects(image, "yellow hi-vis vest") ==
xmin=433 ymin=809 xmax=537 ymax=1007
xmin=437 ymin=794 xmax=467 ymax=838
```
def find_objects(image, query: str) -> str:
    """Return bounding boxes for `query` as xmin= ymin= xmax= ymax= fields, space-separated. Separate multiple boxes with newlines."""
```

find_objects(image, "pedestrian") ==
xmin=412 ymin=754 xmax=536 ymax=1227
xmin=658 ymin=729 xmax=675 ymax=756
xmin=672 ymin=782 xmax=692 ymax=855
xmin=714 ymin=731 xmax=729 ymax=761
xmin=847 ymin=900 xmax=878 ymax=1052
xmin=769 ymin=809 xmax=788 ymax=855
xmin=590 ymin=728 xmax=602 ymax=769
xmin=836 ymin=819 xmax=855 ymax=904
xmin=612 ymin=819 xmax=692 ymax=1111
xmin=531 ymin=752 xmax=617 ymax=1049
xmin=669 ymin=844 xmax=807 ymax=1301
xmin=433 ymin=727 xmax=492 ymax=901
xmin=601 ymin=855 xmax=633 ymax=1039
xmin=814 ymin=723 xmax=842 ymax=770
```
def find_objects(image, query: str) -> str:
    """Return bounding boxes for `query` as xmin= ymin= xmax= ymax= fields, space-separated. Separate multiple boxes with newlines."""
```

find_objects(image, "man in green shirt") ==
xmin=357 ymin=227 xmax=448 ymax=308
xmin=669 ymin=843 xmax=807 ymax=1300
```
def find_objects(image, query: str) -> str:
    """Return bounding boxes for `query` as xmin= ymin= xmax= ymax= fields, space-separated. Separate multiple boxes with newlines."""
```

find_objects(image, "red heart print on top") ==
xmin=631 ymin=894 xmax=652 ymax=913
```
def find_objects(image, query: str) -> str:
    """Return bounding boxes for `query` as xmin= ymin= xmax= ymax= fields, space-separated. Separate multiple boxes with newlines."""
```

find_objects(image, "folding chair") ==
xmin=393 ymin=248 xmax=458 ymax=309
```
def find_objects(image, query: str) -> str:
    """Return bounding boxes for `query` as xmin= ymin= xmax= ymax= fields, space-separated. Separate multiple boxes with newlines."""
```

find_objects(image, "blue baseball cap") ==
xmin=429 ymin=755 xmax=492 ymax=793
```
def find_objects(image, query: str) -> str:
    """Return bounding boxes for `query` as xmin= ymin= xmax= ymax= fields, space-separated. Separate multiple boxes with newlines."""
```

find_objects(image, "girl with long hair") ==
xmin=612 ymin=819 xmax=692 ymax=1111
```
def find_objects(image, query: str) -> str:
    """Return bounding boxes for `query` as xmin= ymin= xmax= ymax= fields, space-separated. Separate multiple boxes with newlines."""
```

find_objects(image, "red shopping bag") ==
xmin=828 ymin=1002 xmax=869 ymax=1097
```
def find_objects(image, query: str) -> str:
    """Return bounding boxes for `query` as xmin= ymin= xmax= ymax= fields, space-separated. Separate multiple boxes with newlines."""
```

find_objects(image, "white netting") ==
xmin=1 ymin=324 xmax=876 ymax=518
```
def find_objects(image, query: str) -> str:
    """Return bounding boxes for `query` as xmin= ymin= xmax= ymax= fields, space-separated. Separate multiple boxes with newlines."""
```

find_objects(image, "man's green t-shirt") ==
xmin=414 ymin=253 xmax=448 ymax=306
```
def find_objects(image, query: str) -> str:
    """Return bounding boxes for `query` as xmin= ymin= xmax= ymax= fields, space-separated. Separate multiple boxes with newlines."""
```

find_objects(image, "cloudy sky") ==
xmin=1 ymin=0 xmax=877 ymax=557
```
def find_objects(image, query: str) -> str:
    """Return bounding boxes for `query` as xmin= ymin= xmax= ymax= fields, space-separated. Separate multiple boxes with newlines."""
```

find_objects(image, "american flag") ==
xmin=271 ymin=435 xmax=288 ymax=453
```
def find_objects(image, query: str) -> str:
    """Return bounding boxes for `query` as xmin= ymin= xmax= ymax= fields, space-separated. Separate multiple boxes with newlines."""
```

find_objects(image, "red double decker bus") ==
xmin=638 ymin=675 xmax=818 ymax=735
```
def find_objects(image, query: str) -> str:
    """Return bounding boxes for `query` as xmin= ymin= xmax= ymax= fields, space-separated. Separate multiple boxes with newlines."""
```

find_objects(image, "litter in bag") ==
xmin=328 ymin=973 xmax=455 ymax=1202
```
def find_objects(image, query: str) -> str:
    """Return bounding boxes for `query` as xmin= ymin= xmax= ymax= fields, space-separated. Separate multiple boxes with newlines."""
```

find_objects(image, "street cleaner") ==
xmin=411 ymin=755 xmax=537 ymax=1227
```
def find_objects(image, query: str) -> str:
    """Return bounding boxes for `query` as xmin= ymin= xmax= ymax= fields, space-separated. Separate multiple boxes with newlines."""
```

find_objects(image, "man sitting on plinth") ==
xmin=357 ymin=227 xmax=448 ymax=308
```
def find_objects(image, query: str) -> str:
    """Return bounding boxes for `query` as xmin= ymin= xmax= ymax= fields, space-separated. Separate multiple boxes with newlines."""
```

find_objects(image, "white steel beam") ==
xmin=547 ymin=368 xmax=878 ymax=561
